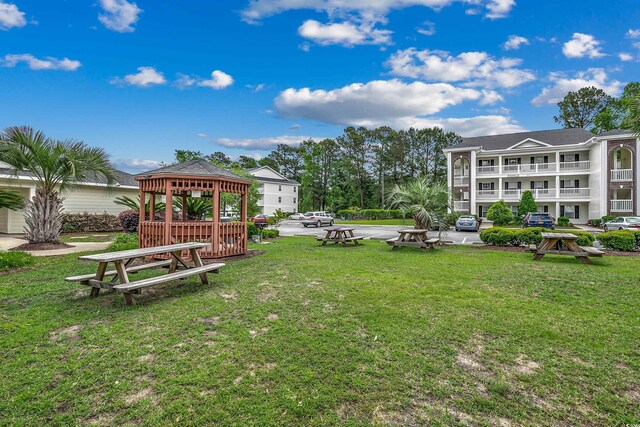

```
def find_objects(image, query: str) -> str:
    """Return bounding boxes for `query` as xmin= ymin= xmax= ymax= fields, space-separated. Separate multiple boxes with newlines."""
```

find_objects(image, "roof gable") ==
xmin=248 ymin=166 xmax=287 ymax=180
xmin=507 ymin=138 xmax=552 ymax=150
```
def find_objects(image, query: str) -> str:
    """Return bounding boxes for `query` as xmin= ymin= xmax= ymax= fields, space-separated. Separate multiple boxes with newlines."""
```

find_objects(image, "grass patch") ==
xmin=336 ymin=218 xmax=415 ymax=226
xmin=0 ymin=250 xmax=35 ymax=271
xmin=59 ymin=232 xmax=120 ymax=243
xmin=0 ymin=238 xmax=638 ymax=425
xmin=106 ymin=233 xmax=138 ymax=252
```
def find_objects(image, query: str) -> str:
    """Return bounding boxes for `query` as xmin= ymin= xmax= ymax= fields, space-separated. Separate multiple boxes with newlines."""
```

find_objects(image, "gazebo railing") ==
xmin=138 ymin=221 xmax=246 ymax=258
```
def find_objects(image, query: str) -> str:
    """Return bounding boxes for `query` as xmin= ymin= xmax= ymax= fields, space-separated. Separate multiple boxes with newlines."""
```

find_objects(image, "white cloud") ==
xmin=274 ymin=79 xmax=503 ymax=131
xmin=396 ymin=115 xmax=525 ymax=136
xmin=619 ymin=53 xmax=634 ymax=62
xmin=98 ymin=0 xmax=142 ymax=33
xmin=246 ymin=83 xmax=266 ymax=92
xmin=195 ymin=133 xmax=208 ymax=138
xmin=416 ymin=20 xmax=435 ymax=36
xmin=626 ymin=29 xmax=640 ymax=39
xmin=215 ymin=135 xmax=325 ymax=150
xmin=2 ymin=54 xmax=81 ymax=71
xmin=298 ymin=19 xmax=392 ymax=46
xmin=502 ymin=35 xmax=529 ymax=50
xmin=242 ymin=0 xmax=515 ymax=24
xmin=0 ymin=1 xmax=26 ymax=30
xmin=113 ymin=158 xmax=163 ymax=173
xmin=198 ymin=70 xmax=234 ymax=89
xmin=562 ymin=33 xmax=605 ymax=59
xmin=531 ymin=68 xmax=624 ymax=106
xmin=386 ymin=48 xmax=535 ymax=89
xmin=111 ymin=66 xmax=166 ymax=87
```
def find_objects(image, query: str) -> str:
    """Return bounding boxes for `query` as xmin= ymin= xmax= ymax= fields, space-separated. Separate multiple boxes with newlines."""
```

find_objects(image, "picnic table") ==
xmin=317 ymin=227 xmax=364 ymax=246
xmin=65 ymin=242 xmax=224 ymax=305
xmin=532 ymin=232 xmax=603 ymax=264
xmin=386 ymin=229 xmax=439 ymax=251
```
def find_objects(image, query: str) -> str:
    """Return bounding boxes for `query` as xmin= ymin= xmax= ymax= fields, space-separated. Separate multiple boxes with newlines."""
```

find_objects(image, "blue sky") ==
xmin=2 ymin=0 xmax=639 ymax=172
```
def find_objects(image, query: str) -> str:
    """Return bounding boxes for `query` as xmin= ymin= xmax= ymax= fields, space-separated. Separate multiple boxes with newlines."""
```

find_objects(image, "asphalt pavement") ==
xmin=276 ymin=220 xmax=482 ymax=244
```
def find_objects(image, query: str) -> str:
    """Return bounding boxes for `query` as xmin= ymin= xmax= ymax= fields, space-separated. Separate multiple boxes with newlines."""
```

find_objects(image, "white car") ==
xmin=288 ymin=213 xmax=305 ymax=220
xmin=302 ymin=212 xmax=334 ymax=227
xmin=603 ymin=216 xmax=640 ymax=231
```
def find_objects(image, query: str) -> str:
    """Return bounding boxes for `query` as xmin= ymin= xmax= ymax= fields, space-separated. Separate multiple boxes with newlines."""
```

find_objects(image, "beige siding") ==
xmin=0 ymin=187 xmax=30 ymax=234
xmin=62 ymin=186 xmax=139 ymax=215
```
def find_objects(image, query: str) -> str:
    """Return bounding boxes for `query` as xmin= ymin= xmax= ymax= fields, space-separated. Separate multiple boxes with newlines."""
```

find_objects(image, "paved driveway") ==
xmin=276 ymin=220 xmax=482 ymax=245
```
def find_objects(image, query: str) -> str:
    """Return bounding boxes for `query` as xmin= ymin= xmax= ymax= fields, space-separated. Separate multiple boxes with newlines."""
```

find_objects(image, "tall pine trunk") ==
xmin=23 ymin=188 xmax=64 ymax=243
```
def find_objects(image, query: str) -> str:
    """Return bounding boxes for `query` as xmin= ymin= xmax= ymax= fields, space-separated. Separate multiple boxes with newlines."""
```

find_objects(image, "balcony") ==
xmin=453 ymin=175 xmax=469 ymax=186
xmin=611 ymin=169 xmax=633 ymax=181
xmin=610 ymin=200 xmax=633 ymax=212
xmin=454 ymin=201 xmax=470 ymax=211
xmin=559 ymin=188 xmax=590 ymax=198
xmin=477 ymin=190 xmax=497 ymax=200
xmin=503 ymin=189 xmax=555 ymax=200
xmin=559 ymin=161 xmax=590 ymax=172
xmin=477 ymin=165 xmax=499 ymax=175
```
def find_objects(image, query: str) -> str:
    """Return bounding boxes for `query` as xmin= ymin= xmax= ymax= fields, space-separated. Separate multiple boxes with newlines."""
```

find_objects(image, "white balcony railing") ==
xmin=477 ymin=190 xmax=497 ymax=199
xmin=610 ymin=200 xmax=633 ymax=212
xmin=454 ymin=201 xmax=470 ymax=211
xmin=559 ymin=188 xmax=590 ymax=198
xmin=559 ymin=161 xmax=590 ymax=172
xmin=477 ymin=165 xmax=499 ymax=175
xmin=503 ymin=163 xmax=557 ymax=174
xmin=454 ymin=175 xmax=469 ymax=186
xmin=502 ymin=189 xmax=555 ymax=200
xmin=611 ymin=169 xmax=633 ymax=181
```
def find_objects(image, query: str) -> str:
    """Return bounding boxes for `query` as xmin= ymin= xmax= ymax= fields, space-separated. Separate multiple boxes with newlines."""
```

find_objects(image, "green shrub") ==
xmin=601 ymin=215 xmax=617 ymax=223
xmin=337 ymin=209 xmax=356 ymax=219
xmin=0 ymin=251 xmax=35 ymax=271
xmin=118 ymin=210 xmax=139 ymax=233
xmin=62 ymin=212 xmax=122 ymax=233
xmin=106 ymin=233 xmax=138 ymax=252
xmin=518 ymin=190 xmax=538 ymax=217
xmin=557 ymin=216 xmax=571 ymax=227
xmin=261 ymin=228 xmax=280 ymax=239
xmin=514 ymin=227 xmax=545 ymax=245
xmin=247 ymin=221 xmax=260 ymax=236
xmin=572 ymin=231 xmax=595 ymax=247
xmin=590 ymin=218 xmax=602 ymax=227
xmin=479 ymin=227 xmax=516 ymax=246
xmin=486 ymin=200 xmax=514 ymax=227
xmin=596 ymin=231 xmax=637 ymax=251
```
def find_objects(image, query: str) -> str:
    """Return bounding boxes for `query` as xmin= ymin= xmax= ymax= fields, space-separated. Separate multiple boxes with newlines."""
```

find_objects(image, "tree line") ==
xmin=174 ymin=126 xmax=462 ymax=213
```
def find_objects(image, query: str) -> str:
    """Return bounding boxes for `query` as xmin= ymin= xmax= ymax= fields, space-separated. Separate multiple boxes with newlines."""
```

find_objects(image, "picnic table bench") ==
xmin=66 ymin=242 xmax=224 ymax=305
xmin=317 ymin=227 xmax=364 ymax=246
xmin=387 ymin=229 xmax=439 ymax=251
xmin=532 ymin=232 xmax=603 ymax=264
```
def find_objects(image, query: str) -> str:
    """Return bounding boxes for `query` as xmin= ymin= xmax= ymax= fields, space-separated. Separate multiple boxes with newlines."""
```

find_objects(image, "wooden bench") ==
xmin=68 ymin=242 xmax=225 ymax=305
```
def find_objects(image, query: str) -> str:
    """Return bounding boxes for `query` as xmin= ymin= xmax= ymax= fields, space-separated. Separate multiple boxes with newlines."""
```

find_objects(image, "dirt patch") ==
xmin=137 ymin=354 xmax=156 ymax=364
xmin=266 ymin=313 xmax=279 ymax=320
xmin=197 ymin=316 xmax=220 ymax=326
xmin=202 ymin=250 xmax=264 ymax=263
xmin=86 ymin=414 xmax=115 ymax=426
xmin=12 ymin=242 xmax=72 ymax=251
xmin=220 ymin=290 xmax=238 ymax=300
xmin=456 ymin=352 xmax=482 ymax=371
xmin=249 ymin=327 xmax=270 ymax=338
xmin=50 ymin=324 xmax=81 ymax=342
xmin=125 ymin=386 xmax=156 ymax=405
xmin=513 ymin=354 xmax=540 ymax=375
xmin=257 ymin=290 xmax=278 ymax=303
xmin=601 ymin=249 xmax=640 ymax=257
xmin=475 ymin=245 xmax=527 ymax=253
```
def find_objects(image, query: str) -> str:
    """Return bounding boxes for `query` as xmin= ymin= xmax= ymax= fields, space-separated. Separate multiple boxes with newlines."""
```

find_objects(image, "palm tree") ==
xmin=0 ymin=189 xmax=24 ymax=210
xmin=628 ymin=94 xmax=640 ymax=138
xmin=0 ymin=126 xmax=116 ymax=243
xmin=388 ymin=178 xmax=452 ymax=237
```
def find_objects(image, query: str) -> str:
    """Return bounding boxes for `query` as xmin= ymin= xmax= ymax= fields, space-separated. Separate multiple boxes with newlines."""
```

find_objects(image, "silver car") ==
xmin=455 ymin=215 xmax=480 ymax=232
xmin=302 ymin=212 xmax=334 ymax=227
xmin=603 ymin=216 xmax=640 ymax=232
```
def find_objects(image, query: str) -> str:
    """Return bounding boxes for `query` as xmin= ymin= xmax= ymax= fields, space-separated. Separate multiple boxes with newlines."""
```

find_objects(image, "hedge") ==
xmin=337 ymin=209 xmax=404 ymax=220
xmin=261 ymin=228 xmax=280 ymax=239
xmin=62 ymin=212 xmax=122 ymax=233
xmin=480 ymin=227 xmax=594 ymax=247
xmin=596 ymin=230 xmax=640 ymax=251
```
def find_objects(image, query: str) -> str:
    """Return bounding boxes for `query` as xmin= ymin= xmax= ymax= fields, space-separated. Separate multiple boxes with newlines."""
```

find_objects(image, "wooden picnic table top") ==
xmin=78 ymin=242 xmax=207 ymax=262
xmin=324 ymin=227 xmax=354 ymax=232
xmin=541 ymin=232 xmax=578 ymax=240
xmin=398 ymin=229 xmax=429 ymax=234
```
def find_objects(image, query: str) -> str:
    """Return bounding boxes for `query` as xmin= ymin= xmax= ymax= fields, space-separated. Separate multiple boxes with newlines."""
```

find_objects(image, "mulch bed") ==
xmin=11 ymin=242 xmax=73 ymax=251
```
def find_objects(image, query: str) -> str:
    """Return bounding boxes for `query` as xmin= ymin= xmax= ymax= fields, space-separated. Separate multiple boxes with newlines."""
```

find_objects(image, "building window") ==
xmin=294 ymin=187 xmax=296 ymax=193
xmin=293 ymin=198 xmax=296 ymax=203
xmin=480 ymin=182 xmax=493 ymax=190
xmin=278 ymin=197 xmax=282 ymax=203
xmin=279 ymin=185 xmax=282 ymax=191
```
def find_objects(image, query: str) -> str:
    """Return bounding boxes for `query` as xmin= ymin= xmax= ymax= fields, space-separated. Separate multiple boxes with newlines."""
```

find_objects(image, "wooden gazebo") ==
xmin=135 ymin=159 xmax=253 ymax=258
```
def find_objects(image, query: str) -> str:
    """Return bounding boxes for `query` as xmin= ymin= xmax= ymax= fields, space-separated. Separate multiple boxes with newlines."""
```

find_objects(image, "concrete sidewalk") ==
xmin=0 ymin=235 xmax=111 ymax=256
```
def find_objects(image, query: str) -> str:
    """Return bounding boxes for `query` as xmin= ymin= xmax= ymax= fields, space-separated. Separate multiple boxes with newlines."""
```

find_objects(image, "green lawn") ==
xmin=336 ymin=218 xmax=415 ymax=226
xmin=59 ymin=232 xmax=120 ymax=243
xmin=1 ymin=238 xmax=638 ymax=426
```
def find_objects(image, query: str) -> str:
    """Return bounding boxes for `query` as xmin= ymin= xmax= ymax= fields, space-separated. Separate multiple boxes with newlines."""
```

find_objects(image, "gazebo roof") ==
xmin=136 ymin=159 xmax=251 ymax=183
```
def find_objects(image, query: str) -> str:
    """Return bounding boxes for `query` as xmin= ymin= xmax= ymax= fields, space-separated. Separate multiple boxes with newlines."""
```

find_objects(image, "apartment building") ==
xmin=247 ymin=166 xmax=300 ymax=215
xmin=444 ymin=128 xmax=639 ymax=224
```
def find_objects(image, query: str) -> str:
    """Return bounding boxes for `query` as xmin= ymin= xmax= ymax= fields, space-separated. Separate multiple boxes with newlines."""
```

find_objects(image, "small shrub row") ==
xmin=247 ymin=221 xmax=260 ymax=236
xmin=480 ymin=227 xmax=594 ymax=247
xmin=336 ymin=209 xmax=404 ymax=220
xmin=118 ymin=210 xmax=139 ymax=233
xmin=0 ymin=250 xmax=35 ymax=271
xmin=62 ymin=212 xmax=122 ymax=233
xmin=261 ymin=229 xmax=280 ymax=239
xmin=596 ymin=230 xmax=640 ymax=251
xmin=557 ymin=216 xmax=571 ymax=227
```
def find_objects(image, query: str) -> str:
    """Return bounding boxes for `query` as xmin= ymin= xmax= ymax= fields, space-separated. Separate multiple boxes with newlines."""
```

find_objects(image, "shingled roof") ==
xmin=0 ymin=166 xmax=138 ymax=188
xmin=137 ymin=159 xmax=251 ymax=182
xmin=598 ymin=128 xmax=634 ymax=137
xmin=450 ymin=128 xmax=595 ymax=151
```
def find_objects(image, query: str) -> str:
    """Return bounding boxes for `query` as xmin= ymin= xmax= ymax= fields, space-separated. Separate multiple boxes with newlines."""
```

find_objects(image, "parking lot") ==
xmin=276 ymin=220 xmax=483 ymax=245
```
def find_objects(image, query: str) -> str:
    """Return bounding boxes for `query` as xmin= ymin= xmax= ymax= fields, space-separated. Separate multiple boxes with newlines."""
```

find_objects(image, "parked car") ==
xmin=249 ymin=214 xmax=270 ymax=224
xmin=522 ymin=213 xmax=555 ymax=229
xmin=603 ymin=216 xmax=640 ymax=231
xmin=288 ymin=212 xmax=305 ymax=220
xmin=429 ymin=216 xmax=449 ymax=231
xmin=455 ymin=215 xmax=480 ymax=232
xmin=302 ymin=212 xmax=334 ymax=227
xmin=220 ymin=216 xmax=232 ymax=223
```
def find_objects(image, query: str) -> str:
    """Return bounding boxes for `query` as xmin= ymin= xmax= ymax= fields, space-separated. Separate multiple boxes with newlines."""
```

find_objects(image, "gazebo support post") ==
xmin=241 ymin=190 xmax=248 ymax=246
xmin=181 ymin=191 xmax=187 ymax=222
xmin=164 ymin=184 xmax=173 ymax=245
xmin=150 ymin=193 xmax=155 ymax=220
xmin=212 ymin=182 xmax=220 ymax=255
